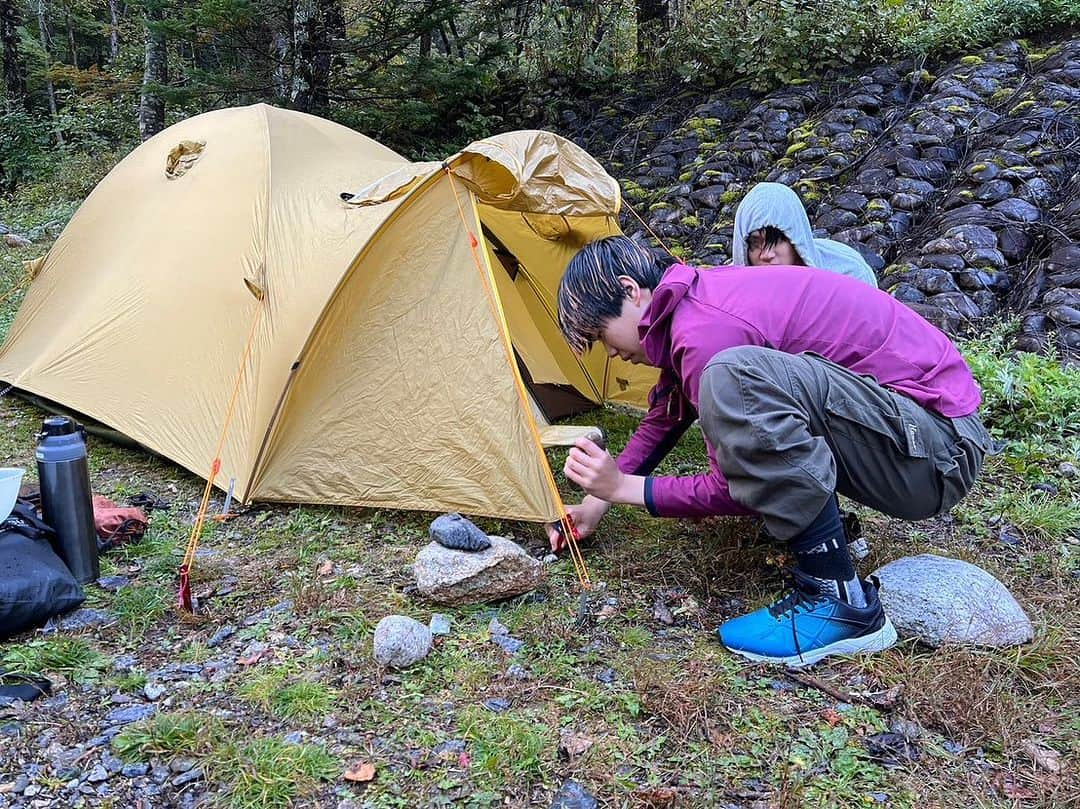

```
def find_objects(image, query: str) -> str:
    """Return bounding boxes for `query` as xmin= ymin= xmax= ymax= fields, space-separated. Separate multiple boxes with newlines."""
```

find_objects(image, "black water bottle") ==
xmin=36 ymin=416 xmax=99 ymax=584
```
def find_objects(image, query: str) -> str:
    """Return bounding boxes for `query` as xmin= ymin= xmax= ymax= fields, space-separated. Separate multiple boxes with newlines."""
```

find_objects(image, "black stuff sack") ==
xmin=0 ymin=500 xmax=86 ymax=640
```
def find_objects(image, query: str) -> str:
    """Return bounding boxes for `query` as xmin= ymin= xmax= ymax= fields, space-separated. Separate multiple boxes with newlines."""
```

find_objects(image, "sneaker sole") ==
xmin=726 ymin=618 xmax=898 ymax=668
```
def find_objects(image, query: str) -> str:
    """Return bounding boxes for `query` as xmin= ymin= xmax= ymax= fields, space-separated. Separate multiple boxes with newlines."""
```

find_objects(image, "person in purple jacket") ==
xmin=549 ymin=236 xmax=991 ymax=667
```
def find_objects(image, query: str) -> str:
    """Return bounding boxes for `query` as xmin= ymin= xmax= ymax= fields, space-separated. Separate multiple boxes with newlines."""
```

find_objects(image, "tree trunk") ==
xmin=35 ymin=0 xmax=63 ymax=143
xmin=289 ymin=0 xmax=338 ymax=113
xmin=636 ymin=0 xmax=668 ymax=57
xmin=138 ymin=1 xmax=167 ymax=140
xmin=289 ymin=0 xmax=315 ymax=110
xmin=1 ymin=0 xmax=29 ymax=110
xmin=108 ymin=0 xmax=120 ymax=62
xmin=65 ymin=3 xmax=77 ymax=67
xmin=271 ymin=4 xmax=291 ymax=102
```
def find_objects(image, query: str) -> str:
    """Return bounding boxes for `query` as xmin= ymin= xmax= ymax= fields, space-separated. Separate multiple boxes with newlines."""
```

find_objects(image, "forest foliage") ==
xmin=0 ymin=0 xmax=1077 ymax=190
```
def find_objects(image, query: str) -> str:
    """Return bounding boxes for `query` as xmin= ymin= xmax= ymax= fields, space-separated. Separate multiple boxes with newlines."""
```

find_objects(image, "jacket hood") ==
xmin=731 ymin=182 xmax=877 ymax=285
xmin=732 ymin=182 xmax=820 ymax=266
xmin=639 ymin=263 xmax=698 ymax=369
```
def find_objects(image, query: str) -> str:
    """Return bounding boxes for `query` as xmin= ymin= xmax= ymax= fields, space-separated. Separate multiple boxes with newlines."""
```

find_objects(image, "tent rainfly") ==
xmin=0 ymin=104 xmax=658 ymax=523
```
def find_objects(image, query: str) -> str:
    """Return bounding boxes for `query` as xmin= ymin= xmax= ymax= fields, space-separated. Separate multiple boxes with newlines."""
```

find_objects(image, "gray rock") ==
xmin=413 ymin=536 xmax=544 ymax=606
xmin=112 ymin=654 xmax=137 ymax=672
xmin=964 ymin=247 xmax=1007 ymax=271
xmin=1049 ymin=305 xmax=1080 ymax=327
xmin=143 ymin=683 xmax=166 ymax=701
xmin=429 ymin=513 xmax=492 ymax=552
xmin=101 ymin=752 xmax=124 ymax=775
xmin=95 ymin=576 xmax=130 ymax=592
xmin=372 ymin=615 xmax=433 ymax=669
xmin=428 ymin=613 xmax=452 ymax=636
xmin=550 ymin=780 xmax=597 ymax=809
xmin=85 ymin=765 xmax=109 ymax=784
xmin=120 ymin=763 xmax=149 ymax=778
xmin=169 ymin=757 xmax=196 ymax=774
xmin=51 ymin=608 xmax=115 ymax=632
xmin=873 ymin=554 xmax=1034 ymax=647
xmin=973 ymin=180 xmax=1014 ymax=203
xmin=992 ymin=198 xmax=1040 ymax=222
xmin=913 ymin=268 xmax=960 ymax=294
xmin=206 ymin=625 xmax=235 ymax=648
xmin=103 ymin=704 xmax=155 ymax=726
xmin=833 ymin=191 xmax=868 ymax=212
xmin=171 ymin=768 xmax=203 ymax=788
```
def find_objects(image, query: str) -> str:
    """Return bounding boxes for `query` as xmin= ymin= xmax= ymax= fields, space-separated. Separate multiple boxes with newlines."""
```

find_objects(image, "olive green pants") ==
xmin=697 ymin=347 xmax=990 ymax=541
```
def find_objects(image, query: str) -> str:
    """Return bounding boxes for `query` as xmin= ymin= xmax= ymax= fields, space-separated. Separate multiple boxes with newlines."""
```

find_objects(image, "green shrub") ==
xmin=962 ymin=325 xmax=1080 ymax=443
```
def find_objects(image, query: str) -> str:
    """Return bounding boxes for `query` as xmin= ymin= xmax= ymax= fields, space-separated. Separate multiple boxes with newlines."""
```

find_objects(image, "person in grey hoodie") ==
xmin=731 ymin=182 xmax=878 ymax=286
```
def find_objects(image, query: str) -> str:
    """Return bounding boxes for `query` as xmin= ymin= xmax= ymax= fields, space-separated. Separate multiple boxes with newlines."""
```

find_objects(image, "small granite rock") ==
xmin=49 ymin=608 xmax=115 ymax=632
xmin=372 ymin=615 xmax=433 ymax=669
xmin=85 ymin=765 xmax=109 ymax=784
xmin=172 ymin=768 xmax=203 ymax=788
xmin=428 ymin=613 xmax=452 ymax=636
xmin=550 ymin=780 xmax=598 ymax=809
xmin=873 ymin=554 xmax=1034 ymax=647
xmin=206 ymin=625 xmax=236 ymax=648
xmin=104 ymin=704 xmax=155 ymax=726
xmin=95 ymin=576 xmax=130 ymax=593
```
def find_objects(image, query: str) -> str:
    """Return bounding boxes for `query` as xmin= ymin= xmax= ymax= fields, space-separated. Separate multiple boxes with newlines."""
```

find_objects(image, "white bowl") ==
xmin=0 ymin=467 xmax=25 ymax=523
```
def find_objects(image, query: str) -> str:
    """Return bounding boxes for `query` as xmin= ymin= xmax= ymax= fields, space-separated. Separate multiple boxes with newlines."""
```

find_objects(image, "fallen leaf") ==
xmin=633 ymin=786 xmax=679 ymax=806
xmin=994 ymin=772 xmax=1035 ymax=800
xmin=652 ymin=596 xmax=675 ymax=626
xmin=821 ymin=708 xmax=842 ymax=727
xmin=1021 ymin=740 xmax=1062 ymax=774
xmin=559 ymin=728 xmax=594 ymax=758
xmin=866 ymin=684 xmax=904 ymax=710
xmin=707 ymin=726 xmax=734 ymax=750
xmin=344 ymin=761 xmax=376 ymax=782
xmin=596 ymin=604 xmax=617 ymax=621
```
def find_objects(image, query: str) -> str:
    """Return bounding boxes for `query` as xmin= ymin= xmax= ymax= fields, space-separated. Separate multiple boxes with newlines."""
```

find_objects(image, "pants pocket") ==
xmin=824 ymin=388 xmax=929 ymax=459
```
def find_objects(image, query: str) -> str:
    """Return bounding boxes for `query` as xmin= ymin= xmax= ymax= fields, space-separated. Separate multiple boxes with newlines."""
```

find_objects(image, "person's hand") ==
xmin=546 ymin=497 xmax=609 ymax=552
xmin=564 ymin=437 xmax=624 ymax=500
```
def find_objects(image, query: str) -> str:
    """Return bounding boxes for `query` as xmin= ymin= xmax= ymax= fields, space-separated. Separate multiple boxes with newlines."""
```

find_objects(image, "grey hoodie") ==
xmin=731 ymin=182 xmax=877 ymax=286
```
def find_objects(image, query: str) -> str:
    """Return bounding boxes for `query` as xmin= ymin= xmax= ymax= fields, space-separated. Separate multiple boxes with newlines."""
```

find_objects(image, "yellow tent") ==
xmin=0 ymin=103 xmax=657 ymax=523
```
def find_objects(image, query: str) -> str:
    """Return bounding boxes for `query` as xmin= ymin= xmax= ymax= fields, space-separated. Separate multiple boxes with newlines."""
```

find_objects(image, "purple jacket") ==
xmin=616 ymin=263 xmax=982 ymax=519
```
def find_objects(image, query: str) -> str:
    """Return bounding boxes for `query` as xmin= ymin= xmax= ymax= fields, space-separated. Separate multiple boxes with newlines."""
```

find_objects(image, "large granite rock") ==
xmin=873 ymin=554 xmax=1033 ymax=648
xmin=413 ymin=536 xmax=544 ymax=606
xmin=372 ymin=615 xmax=433 ymax=669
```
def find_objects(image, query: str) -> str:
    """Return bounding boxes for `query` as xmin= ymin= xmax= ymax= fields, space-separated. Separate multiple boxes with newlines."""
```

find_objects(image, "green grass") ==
xmin=212 ymin=736 xmax=339 ymax=809
xmin=1 ymin=636 xmax=110 ymax=684
xmin=997 ymin=490 xmax=1079 ymax=542
xmin=459 ymin=705 xmax=556 ymax=784
xmin=113 ymin=711 xmax=225 ymax=762
xmin=963 ymin=325 xmax=1080 ymax=458
xmin=238 ymin=666 xmax=337 ymax=722
xmin=115 ymin=714 xmax=338 ymax=809
xmin=111 ymin=584 xmax=172 ymax=636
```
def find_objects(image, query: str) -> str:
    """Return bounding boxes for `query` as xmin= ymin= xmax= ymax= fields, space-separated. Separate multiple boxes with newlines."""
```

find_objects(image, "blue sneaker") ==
xmin=718 ymin=571 xmax=897 ymax=667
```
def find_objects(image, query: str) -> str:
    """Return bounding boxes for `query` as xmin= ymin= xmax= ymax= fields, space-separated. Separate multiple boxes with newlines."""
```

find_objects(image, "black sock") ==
xmin=788 ymin=496 xmax=865 ymax=607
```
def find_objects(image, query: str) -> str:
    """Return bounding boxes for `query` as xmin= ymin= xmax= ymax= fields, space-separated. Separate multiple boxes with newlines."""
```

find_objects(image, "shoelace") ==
xmin=766 ymin=569 xmax=830 ymax=662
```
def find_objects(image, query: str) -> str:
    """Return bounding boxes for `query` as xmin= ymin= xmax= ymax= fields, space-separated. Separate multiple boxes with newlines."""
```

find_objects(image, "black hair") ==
xmin=747 ymin=225 xmax=789 ymax=252
xmin=557 ymin=236 xmax=666 ymax=354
